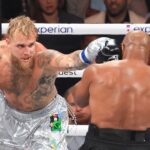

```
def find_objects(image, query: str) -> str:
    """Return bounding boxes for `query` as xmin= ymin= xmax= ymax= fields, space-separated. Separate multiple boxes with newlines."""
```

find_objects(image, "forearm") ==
xmin=70 ymin=85 xmax=89 ymax=108
xmin=36 ymin=49 xmax=88 ymax=72
xmin=54 ymin=50 xmax=88 ymax=71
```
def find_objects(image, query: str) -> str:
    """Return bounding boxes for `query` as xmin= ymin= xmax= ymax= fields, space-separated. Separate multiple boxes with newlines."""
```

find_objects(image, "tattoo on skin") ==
xmin=31 ymin=74 xmax=56 ymax=101
xmin=11 ymin=64 xmax=32 ymax=95
xmin=0 ymin=45 xmax=5 ymax=49
xmin=37 ymin=52 xmax=52 ymax=68
xmin=71 ymin=52 xmax=87 ymax=70
xmin=55 ymin=51 xmax=87 ymax=71
xmin=37 ymin=50 xmax=87 ymax=71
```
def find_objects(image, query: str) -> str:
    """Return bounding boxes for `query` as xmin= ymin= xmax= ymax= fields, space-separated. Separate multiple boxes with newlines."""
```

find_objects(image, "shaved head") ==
xmin=123 ymin=31 xmax=150 ymax=45
xmin=122 ymin=31 xmax=150 ymax=63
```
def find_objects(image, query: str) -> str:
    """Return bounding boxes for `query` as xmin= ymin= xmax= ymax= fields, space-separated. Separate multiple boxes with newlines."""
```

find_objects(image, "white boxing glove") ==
xmin=79 ymin=37 xmax=117 ymax=64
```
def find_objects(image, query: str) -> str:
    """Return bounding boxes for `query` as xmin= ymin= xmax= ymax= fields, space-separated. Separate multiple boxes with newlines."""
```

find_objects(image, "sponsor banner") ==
xmin=58 ymin=70 xmax=84 ymax=78
xmin=2 ymin=23 xmax=150 ymax=35
xmin=36 ymin=24 xmax=126 ymax=35
xmin=126 ymin=24 xmax=150 ymax=34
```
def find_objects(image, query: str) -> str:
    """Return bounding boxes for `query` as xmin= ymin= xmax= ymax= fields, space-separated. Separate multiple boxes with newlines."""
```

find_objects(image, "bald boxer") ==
xmin=69 ymin=31 xmax=150 ymax=150
xmin=0 ymin=16 xmax=117 ymax=150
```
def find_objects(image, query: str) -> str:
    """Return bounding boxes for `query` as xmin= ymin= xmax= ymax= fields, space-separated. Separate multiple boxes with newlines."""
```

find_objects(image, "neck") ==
xmin=124 ymin=54 xmax=148 ymax=64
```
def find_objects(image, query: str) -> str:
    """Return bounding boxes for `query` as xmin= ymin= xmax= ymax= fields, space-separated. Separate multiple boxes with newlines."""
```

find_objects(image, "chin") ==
xmin=21 ymin=63 xmax=30 ymax=70
xmin=12 ymin=55 xmax=34 ymax=74
xmin=21 ymin=61 xmax=33 ymax=72
xmin=17 ymin=60 xmax=33 ymax=74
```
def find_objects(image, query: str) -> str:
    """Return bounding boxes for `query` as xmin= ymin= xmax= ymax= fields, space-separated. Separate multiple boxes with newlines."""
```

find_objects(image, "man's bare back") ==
xmin=88 ymin=60 xmax=150 ymax=130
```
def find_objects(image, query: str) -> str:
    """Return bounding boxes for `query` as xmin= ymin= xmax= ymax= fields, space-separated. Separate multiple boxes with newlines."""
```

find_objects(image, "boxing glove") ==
xmin=80 ymin=37 xmax=118 ymax=64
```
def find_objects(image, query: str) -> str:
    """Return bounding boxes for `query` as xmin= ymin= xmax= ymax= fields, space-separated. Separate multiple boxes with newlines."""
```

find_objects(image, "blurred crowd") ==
xmin=1 ymin=0 xmax=150 ymax=23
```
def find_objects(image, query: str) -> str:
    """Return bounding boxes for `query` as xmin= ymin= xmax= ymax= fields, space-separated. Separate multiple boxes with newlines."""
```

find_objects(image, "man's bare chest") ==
xmin=4 ymin=69 xmax=56 ymax=95
xmin=2 ymin=68 xmax=32 ymax=95
xmin=12 ymin=74 xmax=32 ymax=95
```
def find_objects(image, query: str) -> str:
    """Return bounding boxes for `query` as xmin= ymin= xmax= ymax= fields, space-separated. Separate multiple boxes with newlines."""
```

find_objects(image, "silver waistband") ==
xmin=5 ymin=95 xmax=67 ymax=121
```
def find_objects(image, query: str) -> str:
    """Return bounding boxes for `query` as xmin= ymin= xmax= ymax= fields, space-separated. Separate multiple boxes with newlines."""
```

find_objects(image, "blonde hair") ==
xmin=7 ymin=16 xmax=38 ymax=39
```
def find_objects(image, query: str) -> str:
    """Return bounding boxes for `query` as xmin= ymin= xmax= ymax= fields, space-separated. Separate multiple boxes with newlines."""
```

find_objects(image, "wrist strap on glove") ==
xmin=80 ymin=49 xmax=92 ymax=64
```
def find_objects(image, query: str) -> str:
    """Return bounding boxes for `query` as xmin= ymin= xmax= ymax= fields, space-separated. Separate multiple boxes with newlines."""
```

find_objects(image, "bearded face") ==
xmin=11 ymin=54 xmax=34 ymax=74
xmin=7 ymin=31 xmax=36 ymax=74
xmin=104 ymin=0 xmax=128 ymax=17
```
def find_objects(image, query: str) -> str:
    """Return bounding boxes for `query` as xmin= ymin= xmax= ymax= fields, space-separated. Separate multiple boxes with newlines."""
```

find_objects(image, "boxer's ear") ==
xmin=5 ymin=36 xmax=10 ymax=44
xmin=121 ymin=43 xmax=125 ymax=58
xmin=121 ymin=43 xmax=124 ymax=50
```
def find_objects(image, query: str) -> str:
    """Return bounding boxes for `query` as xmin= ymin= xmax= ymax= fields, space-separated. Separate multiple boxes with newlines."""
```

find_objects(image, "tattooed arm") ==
xmin=36 ymin=37 xmax=115 ymax=71
xmin=36 ymin=49 xmax=88 ymax=72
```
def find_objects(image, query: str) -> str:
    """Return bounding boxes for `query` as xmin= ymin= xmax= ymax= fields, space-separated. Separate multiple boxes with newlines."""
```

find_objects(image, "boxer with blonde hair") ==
xmin=0 ymin=15 xmax=117 ymax=149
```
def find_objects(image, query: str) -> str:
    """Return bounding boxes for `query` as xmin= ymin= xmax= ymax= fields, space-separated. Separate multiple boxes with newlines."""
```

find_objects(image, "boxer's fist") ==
xmin=80 ymin=37 xmax=118 ymax=64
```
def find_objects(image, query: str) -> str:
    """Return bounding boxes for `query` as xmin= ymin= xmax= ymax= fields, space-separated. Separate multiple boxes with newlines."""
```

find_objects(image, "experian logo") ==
xmin=38 ymin=25 xmax=73 ymax=34
xmin=126 ymin=24 xmax=150 ymax=34
xmin=133 ymin=26 xmax=150 ymax=34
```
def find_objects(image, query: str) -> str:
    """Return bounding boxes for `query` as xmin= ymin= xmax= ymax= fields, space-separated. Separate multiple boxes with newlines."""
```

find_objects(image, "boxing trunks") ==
xmin=80 ymin=123 xmax=150 ymax=150
xmin=0 ymin=93 xmax=69 ymax=150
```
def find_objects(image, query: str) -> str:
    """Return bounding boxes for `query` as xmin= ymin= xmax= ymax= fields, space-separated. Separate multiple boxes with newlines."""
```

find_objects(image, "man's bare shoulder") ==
xmin=0 ymin=40 xmax=10 ymax=59
xmin=0 ymin=40 xmax=8 ymax=50
xmin=88 ymin=60 xmax=121 ymax=71
xmin=35 ymin=45 xmax=61 ymax=69
xmin=83 ymin=63 xmax=103 ymax=79
xmin=35 ymin=42 xmax=47 ymax=52
xmin=35 ymin=42 xmax=59 ymax=55
xmin=84 ymin=61 xmax=123 ymax=80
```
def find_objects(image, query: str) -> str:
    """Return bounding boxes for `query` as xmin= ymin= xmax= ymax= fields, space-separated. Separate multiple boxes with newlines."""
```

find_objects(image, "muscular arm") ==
xmin=67 ymin=65 xmax=94 ymax=107
xmin=36 ymin=49 xmax=88 ymax=71
xmin=36 ymin=37 xmax=118 ymax=71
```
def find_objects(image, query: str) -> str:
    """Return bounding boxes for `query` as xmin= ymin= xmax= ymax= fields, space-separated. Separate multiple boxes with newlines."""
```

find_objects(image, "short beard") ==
xmin=11 ymin=55 xmax=34 ymax=75
xmin=107 ymin=4 xmax=127 ymax=17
